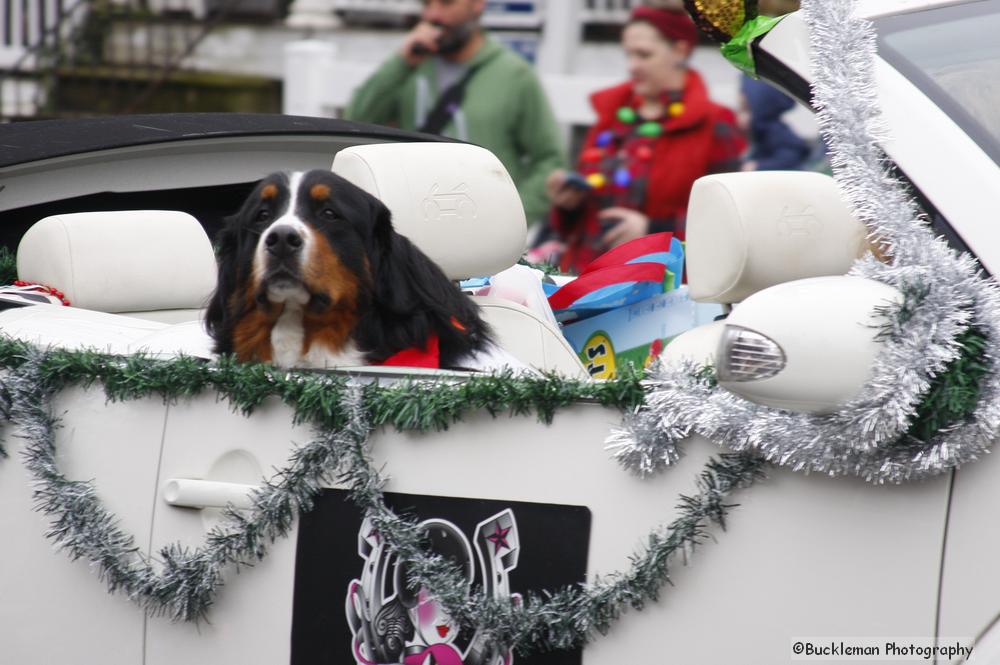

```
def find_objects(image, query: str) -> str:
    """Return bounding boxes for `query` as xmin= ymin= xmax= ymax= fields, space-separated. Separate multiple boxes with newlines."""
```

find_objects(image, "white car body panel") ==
xmin=872 ymin=60 xmax=1000 ymax=274
xmin=857 ymin=0 xmax=967 ymax=18
xmin=761 ymin=2 xmax=1000 ymax=652
xmin=3 ymin=0 xmax=1000 ymax=661
xmin=0 ymin=388 xmax=950 ymax=663
xmin=938 ymin=450 xmax=1000 ymax=650
xmin=0 ymin=388 xmax=167 ymax=665
xmin=0 ymin=135 xmax=381 ymax=213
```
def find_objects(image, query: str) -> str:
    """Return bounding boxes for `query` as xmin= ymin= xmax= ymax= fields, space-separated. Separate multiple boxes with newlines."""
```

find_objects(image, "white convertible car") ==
xmin=2 ymin=1 xmax=1000 ymax=663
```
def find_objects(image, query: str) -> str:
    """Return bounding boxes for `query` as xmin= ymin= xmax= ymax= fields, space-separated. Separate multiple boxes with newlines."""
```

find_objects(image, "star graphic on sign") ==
xmin=486 ymin=524 xmax=512 ymax=551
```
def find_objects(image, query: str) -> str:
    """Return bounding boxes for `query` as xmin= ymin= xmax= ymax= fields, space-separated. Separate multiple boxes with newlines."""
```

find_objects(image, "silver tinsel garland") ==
xmin=607 ymin=0 xmax=1000 ymax=484
xmin=9 ymin=348 xmax=374 ymax=621
xmin=2 ymin=342 xmax=765 ymax=645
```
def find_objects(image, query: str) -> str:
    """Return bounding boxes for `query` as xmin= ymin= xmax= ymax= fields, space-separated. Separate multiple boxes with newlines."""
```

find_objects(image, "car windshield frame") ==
xmin=875 ymin=0 xmax=1000 ymax=168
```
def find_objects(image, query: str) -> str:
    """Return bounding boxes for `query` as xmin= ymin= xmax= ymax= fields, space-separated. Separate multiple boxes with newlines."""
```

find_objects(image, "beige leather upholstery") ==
xmin=117 ymin=309 xmax=207 ymax=324
xmin=334 ymin=143 xmax=586 ymax=375
xmin=666 ymin=172 xmax=868 ymax=366
xmin=17 ymin=210 xmax=216 ymax=321
xmin=686 ymin=171 xmax=868 ymax=304
xmin=474 ymin=295 xmax=589 ymax=379
xmin=0 ymin=304 xmax=215 ymax=358
xmin=331 ymin=143 xmax=527 ymax=280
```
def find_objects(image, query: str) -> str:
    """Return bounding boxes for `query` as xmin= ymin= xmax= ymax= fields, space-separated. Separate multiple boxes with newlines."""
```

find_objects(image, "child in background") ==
xmin=738 ymin=75 xmax=810 ymax=172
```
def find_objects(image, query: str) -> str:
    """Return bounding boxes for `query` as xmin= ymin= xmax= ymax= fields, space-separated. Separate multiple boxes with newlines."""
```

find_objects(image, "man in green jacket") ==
xmin=345 ymin=0 xmax=565 ymax=225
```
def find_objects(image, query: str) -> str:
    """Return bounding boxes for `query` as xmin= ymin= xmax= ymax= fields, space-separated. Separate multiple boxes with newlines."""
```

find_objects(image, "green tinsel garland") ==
xmin=0 ymin=336 xmax=764 ymax=655
xmin=0 ymin=338 xmax=645 ymax=441
xmin=866 ymin=294 xmax=986 ymax=447
xmin=872 ymin=285 xmax=988 ymax=446
xmin=905 ymin=326 xmax=988 ymax=444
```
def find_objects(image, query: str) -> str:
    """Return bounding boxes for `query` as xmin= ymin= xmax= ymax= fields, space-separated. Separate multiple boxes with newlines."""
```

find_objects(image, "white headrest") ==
xmin=686 ymin=172 xmax=869 ymax=304
xmin=332 ymin=143 xmax=527 ymax=280
xmin=17 ymin=210 xmax=217 ymax=313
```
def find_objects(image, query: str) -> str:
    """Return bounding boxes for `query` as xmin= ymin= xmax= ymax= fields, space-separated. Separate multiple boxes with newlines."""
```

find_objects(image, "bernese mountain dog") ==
xmin=205 ymin=170 xmax=494 ymax=369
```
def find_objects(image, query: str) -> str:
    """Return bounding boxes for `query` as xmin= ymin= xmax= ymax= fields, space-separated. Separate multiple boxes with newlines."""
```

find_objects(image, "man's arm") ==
xmin=346 ymin=22 xmax=442 ymax=125
xmin=344 ymin=55 xmax=414 ymax=125
xmin=511 ymin=68 xmax=567 ymax=225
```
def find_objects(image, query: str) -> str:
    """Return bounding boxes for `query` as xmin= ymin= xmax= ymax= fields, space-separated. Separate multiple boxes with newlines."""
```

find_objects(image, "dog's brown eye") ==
xmin=321 ymin=208 xmax=336 ymax=220
xmin=256 ymin=209 xmax=270 ymax=222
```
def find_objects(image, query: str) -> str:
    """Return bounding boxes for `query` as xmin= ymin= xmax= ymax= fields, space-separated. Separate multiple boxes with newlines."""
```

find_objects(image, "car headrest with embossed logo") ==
xmin=686 ymin=171 xmax=869 ymax=304
xmin=332 ymin=143 xmax=527 ymax=280
xmin=17 ymin=209 xmax=217 ymax=315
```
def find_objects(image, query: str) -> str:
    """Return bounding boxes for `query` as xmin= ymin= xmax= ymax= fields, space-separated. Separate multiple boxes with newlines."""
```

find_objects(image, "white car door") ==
xmin=0 ymin=386 xmax=168 ymax=664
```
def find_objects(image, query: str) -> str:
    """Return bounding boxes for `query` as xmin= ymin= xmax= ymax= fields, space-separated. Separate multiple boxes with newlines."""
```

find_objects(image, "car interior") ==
xmin=2 ymin=143 xmax=589 ymax=376
xmin=2 ymin=142 xmax=876 ymax=383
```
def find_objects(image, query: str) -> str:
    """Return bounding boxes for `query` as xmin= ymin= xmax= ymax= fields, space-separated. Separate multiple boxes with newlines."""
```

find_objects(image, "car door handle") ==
xmin=162 ymin=478 xmax=258 ymax=510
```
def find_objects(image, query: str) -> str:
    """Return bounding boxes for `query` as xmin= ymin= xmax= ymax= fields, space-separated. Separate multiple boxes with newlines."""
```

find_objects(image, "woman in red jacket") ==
xmin=533 ymin=6 xmax=746 ymax=273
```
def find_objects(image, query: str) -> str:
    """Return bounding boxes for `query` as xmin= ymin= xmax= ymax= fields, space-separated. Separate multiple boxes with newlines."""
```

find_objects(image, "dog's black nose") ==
xmin=264 ymin=225 xmax=304 ymax=257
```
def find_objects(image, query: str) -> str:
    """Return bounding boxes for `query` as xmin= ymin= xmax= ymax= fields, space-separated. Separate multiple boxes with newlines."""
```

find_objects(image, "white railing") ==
xmin=0 ymin=0 xmax=68 ymax=69
xmin=0 ymin=0 xmax=252 ymax=119
xmin=1 ymin=78 xmax=43 ymax=116
xmin=0 ymin=0 xmax=273 ymax=68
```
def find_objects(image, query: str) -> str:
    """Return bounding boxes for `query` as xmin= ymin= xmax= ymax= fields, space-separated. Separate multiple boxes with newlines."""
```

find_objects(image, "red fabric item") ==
xmin=581 ymin=232 xmax=673 ymax=275
xmin=552 ymin=71 xmax=746 ymax=273
xmin=629 ymin=6 xmax=699 ymax=47
xmin=375 ymin=334 xmax=440 ymax=368
xmin=547 ymin=262 xmax=667 ymax=312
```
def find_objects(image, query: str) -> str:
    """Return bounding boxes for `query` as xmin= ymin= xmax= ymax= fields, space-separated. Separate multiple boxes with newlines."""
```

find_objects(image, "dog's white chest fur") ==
xmin=269 ymin=303 xmax=364 ymax=369
xmin=269 ymin=305 xmax=307 ymax=368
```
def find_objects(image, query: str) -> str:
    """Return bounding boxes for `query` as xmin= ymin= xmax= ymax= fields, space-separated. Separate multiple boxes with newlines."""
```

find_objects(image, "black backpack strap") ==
xmin=417 ymin=62 xmax=483 ymax=135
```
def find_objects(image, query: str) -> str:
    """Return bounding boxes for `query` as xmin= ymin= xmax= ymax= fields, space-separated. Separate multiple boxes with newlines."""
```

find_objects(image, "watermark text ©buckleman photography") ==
xmin=791 ymin=637 xmax=973 ymax=661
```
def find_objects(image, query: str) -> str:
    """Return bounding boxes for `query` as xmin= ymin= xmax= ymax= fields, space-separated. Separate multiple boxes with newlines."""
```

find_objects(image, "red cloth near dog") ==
xmin=550 ymin=72 xmax=745 ymax=273
xmin=375 ymin=335 xmax=440 ymax=368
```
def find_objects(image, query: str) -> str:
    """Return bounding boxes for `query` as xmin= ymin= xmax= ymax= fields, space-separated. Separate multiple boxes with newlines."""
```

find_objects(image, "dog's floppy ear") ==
xmin=366 ymin=198 xmax=453 ymax=315
xmin=206 ymin=174 xmax=286 ymax=354
xmin=204 ymin=216 xmax=241 ymax=355
xmin=362 ymin=197 xmax=489 ymax=364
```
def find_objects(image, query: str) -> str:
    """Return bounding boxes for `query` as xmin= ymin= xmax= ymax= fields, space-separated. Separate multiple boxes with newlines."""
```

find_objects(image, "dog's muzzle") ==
xmin=260 ymin=224 xmax=308 ymax=304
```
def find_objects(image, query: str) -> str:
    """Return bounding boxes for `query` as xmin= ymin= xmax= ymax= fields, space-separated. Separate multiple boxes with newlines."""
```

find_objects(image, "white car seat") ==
xmin=16 ymin=209 xmax=217 ymax=324
xmin=9 ymin=144 xmax=587 ymax=376
xmin=665 ymin=171 xmax=870 ymax=365
xmin=0 ymin=304 xmax=215 ymax=358
xmin=332 ymin=143 xmax=588 ymax=378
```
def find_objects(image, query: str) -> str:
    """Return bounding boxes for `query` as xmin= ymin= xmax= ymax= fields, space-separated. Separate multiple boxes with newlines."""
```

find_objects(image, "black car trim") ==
xmin=0 ymin=113 xmax=448 ymax=169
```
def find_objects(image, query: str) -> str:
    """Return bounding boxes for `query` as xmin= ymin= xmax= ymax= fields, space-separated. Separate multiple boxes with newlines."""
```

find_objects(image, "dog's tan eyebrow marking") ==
xmin=261 ymin=183 xmax=278 ymax=199
xmin=310 ymin=184 xmax=331 ymax=201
